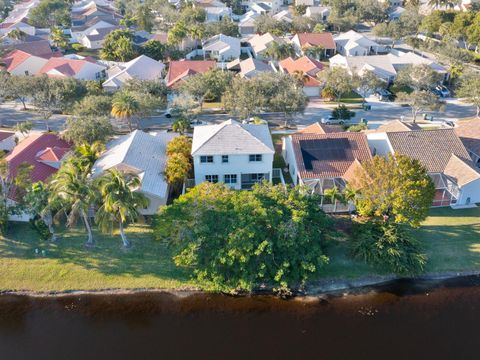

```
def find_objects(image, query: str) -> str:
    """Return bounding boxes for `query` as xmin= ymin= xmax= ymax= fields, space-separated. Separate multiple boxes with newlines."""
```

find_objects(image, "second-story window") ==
xmin=249 ymin=154 xmax=262 ymax=162
xmin=205 ymin=175 xmax=218 ymax=183
xmin=222 ymin=155 xmax=229 ymax=163
xmin=200 ymin=155 xmax=214 ymax=163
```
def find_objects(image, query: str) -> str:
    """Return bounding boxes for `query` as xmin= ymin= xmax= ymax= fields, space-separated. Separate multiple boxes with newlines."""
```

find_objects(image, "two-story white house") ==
xmin=192 ymin=120 xmax=275 ymax=190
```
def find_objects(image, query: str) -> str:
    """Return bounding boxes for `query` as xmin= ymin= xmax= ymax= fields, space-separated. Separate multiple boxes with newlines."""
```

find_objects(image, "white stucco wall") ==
xmin=282 ymin=136 xmax=299 ymax=185
xmin=458 ymin=179 xmax=480 ymax=205
xmin=366 ymin=132 xmax=393 ymax=157
xmin=193 ymin=153 xmax=274 ymax=190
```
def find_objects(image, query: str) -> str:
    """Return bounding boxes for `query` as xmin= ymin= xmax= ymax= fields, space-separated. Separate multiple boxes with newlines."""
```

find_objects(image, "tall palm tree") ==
xmin=74 ymin=142 xmax=105 ymax=174
xmin=111 ymin=91 xmax=140 ymax=131
xmin=95 ymin=169 xmax=149 ymax=248
xmin=303 ymin=45 xmax=325 ymax=60
xmin=292 ymin=70 xmax=309 ymax=87
xmin=49 ymin=161 xmax=96 ymax=246
xmin=264 ymin=41 xmax=296 ymax=61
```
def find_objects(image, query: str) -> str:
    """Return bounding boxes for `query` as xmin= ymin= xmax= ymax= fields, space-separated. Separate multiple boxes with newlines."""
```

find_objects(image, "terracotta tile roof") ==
xmin=38 ymin=57 xmax=92 ymax=77
xmin=342 ymin=158 xmax=367 ymax=189
xmin=374 ymin=120 xmax=422 ymax=133
xmin=454 ymin=119 xmax=480 ymax=156
xmin=2 ymin=49 xmax=33 ymax=72
xmin=5 ymin=133 xmax=71 ymax=200
xmin=386 ymin=129 xmax=471 ymax=173
xmin=36 ymin=146 xmax=70 ymax=162
xmin=295 ymin=32 xmax=336 ymax=50
xmin=291 ymin=132 xmax=372 ymax=179
xmin=444 ymin=154 xmax=480 ymax=187
xmin=13 ymin=40 xmax=53 ymax=58
xmin=167 ymin=60 xmax=216 ymax=88
xmin=279 ymin=56 xmax=323 ymax=86
xmin=297 ymin=122 xmax=343 ymax=135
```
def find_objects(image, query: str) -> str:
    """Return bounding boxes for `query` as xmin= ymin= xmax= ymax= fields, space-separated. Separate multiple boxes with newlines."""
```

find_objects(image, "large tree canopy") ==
xmin=155 ymin=182 xmax=333 ymax=294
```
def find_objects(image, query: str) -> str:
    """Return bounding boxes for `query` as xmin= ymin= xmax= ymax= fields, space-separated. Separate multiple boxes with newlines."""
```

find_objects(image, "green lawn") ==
xmin=321 ymin=207 xmax=480 ymax=279
xmin=0 ymin=223 xmax=194 ymax=292
xmin=1 ymin=207 xmax=479 ymax=292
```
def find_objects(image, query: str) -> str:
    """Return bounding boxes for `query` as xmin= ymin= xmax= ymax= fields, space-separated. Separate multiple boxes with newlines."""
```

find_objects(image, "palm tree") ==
xmin=323 ymin=186 xmax=344 ymax=213
xmin=74 ymin=142 xmax=105 ymax=174
xmin=303 ymin=45 xmax=325 ymax=60
xmin=50 ymin=27 xmax=69 ymax=50
xmin=264 ymin=41 xmax=295 ymax=61
xmin=49 ymin=161 xmax=96 ymax=246
xmin=95 ymin=169 xmax=149 ymax=248
xmin=342 ymin=186 xmax=358 ymax=213
xmin=111 ymin=91 xmax=140 ymax=131
xmin=172 ymin=117 xmax=190 ymax=135
xmin=292 ymin=70 xmax=309 ymax=87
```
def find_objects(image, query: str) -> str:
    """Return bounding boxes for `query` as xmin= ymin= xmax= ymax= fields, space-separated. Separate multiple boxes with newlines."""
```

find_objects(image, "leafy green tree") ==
xmin=95 ymin=169 xmax=149 ymax=248
xmin=29 ymin=0 xmax=71 ymax=27
xmin=164 ymin=136 xmax=193 ymax=185
xmin=134 ymin=4 xmax=153 ymax=32
xmin=179 ymin=69 xmax=233 ymax=105
xmin=73 ymin=95 xmax=112 ymax=117
xmin=331 ymin=104 xmax=355 ymax=121
xmin=155 ymin=182 xmax=333 ymax=294
xmin=170 ymin=94 xmax=200 ymax=119
xmin=62 ymin=116 xmax=113 ymax=145
xmin=100 ymin=29 xmax=137 ymax=62
xmin=15 ymin=121 xmax=33 ymax=136
xmin=396 ymin=64 xmax=443 ymax=91
xmin=24 ymin=182 xmax=57 ymax=241
xmin=1 ymin=74 xmax=32 ymax=110
xmin=254 ymin=15 xmax=289 ymax=36
xmin=168 ymin=21 xmax=188 ymax=45
xmin=396 ymin=90 xmax=443 ymax=122
xmin=204 ymin=17 xmax=240 ymax=38
xmin=172 ymin=118 xmax=190 ymax=135
xmin=142 ymin=40 xmax=166 ymax=60
xmin=354 ymin=154 xmax=435 ymax=227
xmin=318 ymin=67 xmax=355 ymax=104
xmin=166 ymin=135 xmax=192 ymax=158
xmin=223 ymin=73 xmax=307 ymax=120
xmin=355 ymin=70 xmax=385 ymax=105
xmin=457 ymin=71 xmax=480 ymax=118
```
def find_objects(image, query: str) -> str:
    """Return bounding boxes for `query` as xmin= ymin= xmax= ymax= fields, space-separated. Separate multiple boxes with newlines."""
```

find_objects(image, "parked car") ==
xmin=190 ymin=119 xmax=208 ymax=126
xmin=164 ymin=108 xmax=173 ymax=118
xmin=374 ymin=89 xmax=393 ymax=101
xmin=436 ymin=85 xmax=451 ymax=98
xmin=321 ymin=116 xmax=349 ymax=125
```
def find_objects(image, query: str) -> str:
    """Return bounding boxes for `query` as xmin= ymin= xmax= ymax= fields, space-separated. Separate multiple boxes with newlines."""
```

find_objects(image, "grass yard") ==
xmin=320 ymin=207 xmax=480 ymax=279
xmin=0 ymin=223 xmax=194 ymax=292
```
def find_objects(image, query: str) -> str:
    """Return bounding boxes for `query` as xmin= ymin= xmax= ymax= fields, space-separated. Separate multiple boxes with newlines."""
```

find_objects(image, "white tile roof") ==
xmin=192 ymin=120 xmax=274 ymax=156
xmin=92 ymin=130 xmax=178 ymax=199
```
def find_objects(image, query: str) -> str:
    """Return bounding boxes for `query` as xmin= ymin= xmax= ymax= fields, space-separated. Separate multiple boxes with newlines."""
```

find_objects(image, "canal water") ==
xmin=0 ymin=276 xmax=479 ymax=360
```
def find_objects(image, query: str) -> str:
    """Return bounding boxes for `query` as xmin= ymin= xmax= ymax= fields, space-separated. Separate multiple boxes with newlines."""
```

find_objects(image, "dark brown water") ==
xmin=1 ymin=277 xmax=480 ymax=360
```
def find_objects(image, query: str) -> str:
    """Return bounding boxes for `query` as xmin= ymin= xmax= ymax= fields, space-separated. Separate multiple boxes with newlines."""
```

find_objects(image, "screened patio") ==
xmin=430 ymin=173 xmax=459 ymax=207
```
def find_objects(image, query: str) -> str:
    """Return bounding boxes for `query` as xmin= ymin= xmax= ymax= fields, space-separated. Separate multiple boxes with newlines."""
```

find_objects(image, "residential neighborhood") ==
xmin=1 ymin=0 xmax=480 ymax=326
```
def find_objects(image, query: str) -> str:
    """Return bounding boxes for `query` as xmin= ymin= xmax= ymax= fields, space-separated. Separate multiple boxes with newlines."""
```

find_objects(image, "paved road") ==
xmin=1 ymin=97 xmax=477 ymax=132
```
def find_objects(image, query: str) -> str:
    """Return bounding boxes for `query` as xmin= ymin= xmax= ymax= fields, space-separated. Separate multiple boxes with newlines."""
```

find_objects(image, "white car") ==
xmin=321 ymin=116 xmax=348 ymax=125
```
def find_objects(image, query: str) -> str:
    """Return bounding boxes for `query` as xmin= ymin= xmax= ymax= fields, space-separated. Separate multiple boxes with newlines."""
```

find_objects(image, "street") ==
xmin=0 ymin=97 xmax=477 ymax=132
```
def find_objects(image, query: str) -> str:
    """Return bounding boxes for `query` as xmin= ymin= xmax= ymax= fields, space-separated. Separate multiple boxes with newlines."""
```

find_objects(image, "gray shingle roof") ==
xmin=192 ymin=120 xmax=274 ymax=156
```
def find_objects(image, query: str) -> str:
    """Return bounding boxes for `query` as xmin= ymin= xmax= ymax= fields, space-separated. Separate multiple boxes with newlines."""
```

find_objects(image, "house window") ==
xmin=222 ymin=155 xmax=229 ymax=163
xmin=249 ymin=154 xmax=262 ymax=162
xmin=205 ymin=175 xmax=218 ymax=183
xmin=24 ymin=70 xmax=29 ymax=76
xmin=200 ymin=155 xmax=214 ymax=163
xmin=251 ymin=173 xmax=265 ymax=181
xmin=224 ymin=174 xmax=237 ymax=184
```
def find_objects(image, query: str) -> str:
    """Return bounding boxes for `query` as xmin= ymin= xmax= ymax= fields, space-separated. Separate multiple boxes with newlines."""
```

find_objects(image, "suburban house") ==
xmin=455 ymin=119 xmax=480 ymax=168
xmin=91 ymin=130 xmax=178 ymax=215
xmin=204 ymin=6 xmax=232 ymax=22
xmin=1 ymin=49 xmax=50 ymax=76
xmin=70 ymin=17 xmax=119 ymax=44
xmin=247 ymin=32 xmax=283 ymax=59
xmin=305 ymin=6 xmax=330 ymax=20
xmin=272 ymin=10 xmax=293 ymax=24
xmin=295 ymin=0 xmax=314 ymax=6
xmin=330 ymin=49 xmax=447 ymax=83
xmin=71 ymin=1 xmax=122 ymax=24
xmin=102 ymin=55 xmax=165 ymax=91
xmin=238 ymin=11 xmax=259 ymax=36
xmin=78 ymin=25 xmax=123 ymax=49
xmin=290 ymin=32 xmax=336 ymax=59
xmin=366 ymin=128 xmax=480 ymax=207
xmin=282 ymin=123 xmax=372 ymax=212
xmin=227 ymin=57 xmax=275 ymax=78
xmin=278 ymin=56 xmax=324 ymax=97
xmin=192 ymin=119 xmax=275 ymax=190
xmin=0 ymin=131 xmax=17 ymax=152
xmin=38 ymin=55 xmax=107 ymax=80
xmin=334 ymin=30 xmax=384 ymax=57
xmin=0 ymin=18 xmax=36 ymax=37
xmin=202 ymin=34 xmax=241 ymax=62
xmin=166 ymin=60 xmax=216 ymax=88
xmin=5 ymin=132 xmax=71 ymax=220
xmin=250 ymin=2 xmax=273 ymax=15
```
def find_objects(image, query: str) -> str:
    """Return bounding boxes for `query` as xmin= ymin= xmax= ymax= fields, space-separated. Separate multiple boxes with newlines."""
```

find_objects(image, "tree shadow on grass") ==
xmin=0 ymin=222 xmax=191 ymax=283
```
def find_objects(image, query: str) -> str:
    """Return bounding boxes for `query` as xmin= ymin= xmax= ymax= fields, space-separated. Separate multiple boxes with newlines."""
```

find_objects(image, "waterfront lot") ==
xmin=0 ymin=207 xmax=479 ymax=292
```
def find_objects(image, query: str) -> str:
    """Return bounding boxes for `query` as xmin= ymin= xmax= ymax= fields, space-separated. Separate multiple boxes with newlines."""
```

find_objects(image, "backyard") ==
xmin=0 ymin=207 xmax=479 ymax=292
